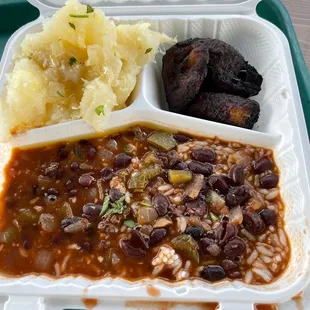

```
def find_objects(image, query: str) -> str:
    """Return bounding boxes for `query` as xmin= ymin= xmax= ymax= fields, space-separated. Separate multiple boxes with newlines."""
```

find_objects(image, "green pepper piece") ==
xmin=168 ymin=170 xmax=192 ymax=184
xmin=141 ymin=151 xmax=159 ymax=167
xmin=171 ymin=235 xmax=199 ymax=263
xmin=128 ymin=165 xmax=162 ymax=190
xmin=147 ymin=131 xmax=177 ymax=151
xmin=124 ymin=143 xmax=136 ymax=155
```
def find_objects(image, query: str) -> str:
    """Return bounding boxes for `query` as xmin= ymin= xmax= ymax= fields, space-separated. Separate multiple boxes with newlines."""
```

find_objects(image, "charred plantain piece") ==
xmin=162 ymin=38 xmax=210 ymax=113
xmin=202 ymin=39 xmax=263 ymax=98
xmin=186 ymin=92 xmax=260 ymax=129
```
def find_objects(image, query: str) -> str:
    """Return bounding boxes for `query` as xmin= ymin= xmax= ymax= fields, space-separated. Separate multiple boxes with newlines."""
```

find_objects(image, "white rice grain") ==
xmin=257 ymin=245 xmax=274 ymax=257
xmin=254 ymin=175 xmax=260 ymax=187
xmin=258 ymin=188 xmax=269 ymax=195
xmin=125 ymin=191 xmax=131 ymax=204
xmin=241 ymin=229 xmax=256 ymax=241
xmin=164 ymin=188 xmax=175 ymax=196
xmin=61 ymin=254 xmax=71 ymax=272
xmin=274 ymin=254 xmax=282 ymax=262
xmin=152 ymin=263 xmax=165 ymax=276
xmin=158 ymin=184 xmax=173 ymax=192
xmin=261 ymin=255 xmax=273 ymax=264
xmin=252 ymin=267 xmax=273 ymax=282
xmin=253 ymin=260 xmax=267 ymax=270
xmin=184 ymin=260 xmax=191 ymax=271
xmin=265 ymin=189 xmax=279 ymax=200
xmin=172 ymin=260 xmax=183 ymax=275
xmin=54 ymin=263 xmax=61 ymax=276
xmin=278 ymin=229 xmax=287 ymax=247
xmin=245 ymin=270 xmax=253 ymax=284
xmin=247 ymin=250 xmax=258 ymax=265
xmin=271 ymin=234 xmax=282 ymax=248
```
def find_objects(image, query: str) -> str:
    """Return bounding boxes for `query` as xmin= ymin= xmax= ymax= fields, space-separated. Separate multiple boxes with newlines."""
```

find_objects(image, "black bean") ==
xmin=208 ymin=175 xmax=229 ymax=195
xmin=44 ymin=162 xmax=60 ymax=177
xmin=100 ymin=167 xmax=113 ymax=182
xmin=242 ymin=209 xmax=266 ymax=235
xmin=149 ymin=228 xmax=167 ymax=246
xmin=23 ymin=239 xmax=32 ymax=250
xmin=47 ymin=195 xmax=57 ymax=203
xmin=260 ymin=173 xmax=279 ymax=189
xmin=185 ymin=200 xmax=207 ymax=216
xmin=88 ymin=147 xmax=97 ymax=159
xmin=152 ymin=194 xmax=169 ymax=216
xmin=61 ymin=216 xmax=82 ymax=229
xmin=58 ymin=145 xmax=70 ymax=159
xmin=223 ymin=238 xmax=246 ymax=257
xmin=221 ymin=259 xmax=241 ymax=279
xmin=47 ymin=188 xmax=59 ymax=196
xmin=78 ymin=174 xmax=95 ymax=187
xmin=229 ymin=164 xmax=244 ymax=185
xmin=200 ymin=237 xmax=214 ymax=254
xmin=109 ymin=188 xmax=124 ymax=203
xmin=259 ymin=209 xmax=277 ymax=226
xmin=206 ymin=243 xmax=222 ymax=256
xmin=173 ymin=134 xmax=191 ymax=143
xmin=253 ymin=157 xmax=273 ymax=173
xmin=192 ymin=148 xmax=216 ymax=163
xmin=200 ymin=265 xmax=226 ymax=282
xmin=225 ymin=185 xmax=250 ymax=207
xmin=188 ymin=160 xmax=213 ymax=176
xmin=69 ymin=189 xmax=77 ymax=197
xmin=215 ymin=222 xmax=237 ymax=246
xmin=70 ymin=162 xmax=80 ymax=171
xmin=174 ymin=162 xmax=188 ymax=170
xmin=119 ymin=239 xmax=146 ymax=258
xmin=185 ymin=226 xmax=204 ymax=240
xmin=157 ymin=150 xmax=181 ymax=169
xmin=82 ymin=203 xmax=102 ymax=217
xmin=114 ymin=153 xmax=132 ymax=169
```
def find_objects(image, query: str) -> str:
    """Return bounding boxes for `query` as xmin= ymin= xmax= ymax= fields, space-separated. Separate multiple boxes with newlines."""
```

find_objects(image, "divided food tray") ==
xmin=0 ymin=0 xmax=310 ymax=309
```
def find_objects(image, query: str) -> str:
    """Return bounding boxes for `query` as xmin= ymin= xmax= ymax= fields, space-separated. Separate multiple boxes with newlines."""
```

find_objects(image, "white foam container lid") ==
xmin=0 ymin=0 xmax=310 ymax=309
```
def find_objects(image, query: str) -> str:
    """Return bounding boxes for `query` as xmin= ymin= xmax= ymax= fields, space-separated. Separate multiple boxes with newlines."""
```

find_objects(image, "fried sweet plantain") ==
xmin=201 ymin=39 xmax=263 ymax=98
xmin=186 ymin=92 xmax=260 ymax=129
xmin=162 ymin=38 xmax=210 ymax=113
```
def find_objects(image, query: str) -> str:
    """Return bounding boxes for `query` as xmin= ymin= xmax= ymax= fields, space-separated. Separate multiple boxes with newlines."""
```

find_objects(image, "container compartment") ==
xmin=0 ymin=7 xmax=309 ymax=310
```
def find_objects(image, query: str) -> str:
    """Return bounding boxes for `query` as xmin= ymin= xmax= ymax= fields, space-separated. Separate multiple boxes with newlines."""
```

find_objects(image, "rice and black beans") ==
xmin=0 ymin=126 xmax=289 ymax=284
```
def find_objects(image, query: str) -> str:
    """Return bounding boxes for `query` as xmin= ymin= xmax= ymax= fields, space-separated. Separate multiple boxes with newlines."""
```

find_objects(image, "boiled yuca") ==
xmin=0 ymin=0 xmax=174 ymax=140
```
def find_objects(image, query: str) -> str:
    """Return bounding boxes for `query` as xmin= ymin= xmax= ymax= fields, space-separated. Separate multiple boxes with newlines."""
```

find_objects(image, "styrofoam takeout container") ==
xmin=0 ymin=0 xmax=310 ymax=309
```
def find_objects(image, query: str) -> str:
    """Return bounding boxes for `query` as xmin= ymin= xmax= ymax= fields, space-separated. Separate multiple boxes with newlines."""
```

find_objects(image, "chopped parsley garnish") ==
xmin=145 ymin=48 xmax=153 ymax=54
xmin=57 ymin=91 xmax=64 ymax=97
xmin=124 ymin=220 xmax=135 ymax=228
xmin=95 ymin=105 xmax=105 ymax=116
xmin=100 ymin=194 xmax=126 ymax=217
xmin=68 ymin=56 xmax=77 ymax=66
xmin=105 ymin=196 xmax=126 ymax=216
xmin=86 ymin=5 xmax=94 ymax=13
xmin=99 ymin=193 xmax=110 ymax=216
xmin=27 ymin=53 xmax=33 ymax=60
xmin=69 ymin=22 xmax=76 ymax=30
xmin=69 ymin=14 xmax=89 ymax=18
